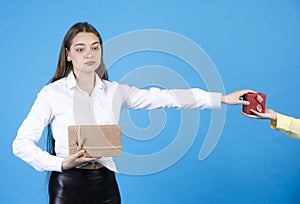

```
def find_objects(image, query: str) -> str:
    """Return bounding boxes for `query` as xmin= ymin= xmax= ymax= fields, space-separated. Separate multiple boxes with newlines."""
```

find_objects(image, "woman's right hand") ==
xmin=61 ymin=150 xmax=96 ymax=171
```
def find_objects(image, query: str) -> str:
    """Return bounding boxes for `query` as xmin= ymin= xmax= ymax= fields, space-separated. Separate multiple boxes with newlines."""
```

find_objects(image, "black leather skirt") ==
xmin=49 ymin=167 xmax=121 ymax=204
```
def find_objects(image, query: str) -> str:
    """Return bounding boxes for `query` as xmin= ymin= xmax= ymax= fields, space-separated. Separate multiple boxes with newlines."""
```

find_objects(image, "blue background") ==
xmin=1 ymin=0 xmax=300 ymax=203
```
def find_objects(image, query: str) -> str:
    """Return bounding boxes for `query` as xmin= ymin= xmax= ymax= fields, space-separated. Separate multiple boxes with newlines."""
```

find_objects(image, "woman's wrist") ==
xmin=269 ymin=110 xmax=277 ymax=120
xmin=221 ymin=95 xmax=226 ymax=104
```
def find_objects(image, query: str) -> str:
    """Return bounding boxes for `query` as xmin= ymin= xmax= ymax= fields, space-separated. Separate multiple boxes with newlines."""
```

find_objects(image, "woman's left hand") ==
xmin=241 ymin=108 xmax=277 ymax=120
xmin=221 ymin=90 xmax=256 ymax=105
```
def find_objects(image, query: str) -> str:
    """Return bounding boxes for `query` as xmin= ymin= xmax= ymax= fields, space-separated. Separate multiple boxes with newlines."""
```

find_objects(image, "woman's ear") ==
xmin=66 ymin=48 xmax=71 ymax=61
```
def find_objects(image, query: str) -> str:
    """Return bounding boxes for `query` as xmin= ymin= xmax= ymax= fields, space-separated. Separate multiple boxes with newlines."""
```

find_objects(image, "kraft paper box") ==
xmin=242 ymin=93 xmax=266 ymax=115
xmin=68 ymin=125 xmax=122 ymax=157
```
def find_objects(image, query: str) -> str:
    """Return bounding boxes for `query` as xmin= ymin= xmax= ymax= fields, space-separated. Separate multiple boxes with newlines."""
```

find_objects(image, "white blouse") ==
xmin=12 ymin=72 xmax=222 ymax=172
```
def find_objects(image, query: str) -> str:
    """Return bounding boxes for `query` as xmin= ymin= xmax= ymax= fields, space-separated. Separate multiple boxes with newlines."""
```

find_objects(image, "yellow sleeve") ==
xmin=270 ymin=113 xmax=300 ymax=139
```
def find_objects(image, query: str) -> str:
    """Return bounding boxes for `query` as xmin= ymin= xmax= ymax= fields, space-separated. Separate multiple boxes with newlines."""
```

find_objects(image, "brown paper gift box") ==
xmin=242 ymin=93 xmax=266 ymax=115
xmin=68 ymin=125 xmax=122 ymax=157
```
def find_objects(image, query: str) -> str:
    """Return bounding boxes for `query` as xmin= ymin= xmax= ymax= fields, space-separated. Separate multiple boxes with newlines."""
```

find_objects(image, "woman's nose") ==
xmin=86 ymin=48 xmax=93 ymax=58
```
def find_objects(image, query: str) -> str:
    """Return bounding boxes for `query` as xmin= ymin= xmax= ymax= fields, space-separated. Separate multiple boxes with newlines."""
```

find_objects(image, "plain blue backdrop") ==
xmin=1 ymin=0 xmax=300 ymax=203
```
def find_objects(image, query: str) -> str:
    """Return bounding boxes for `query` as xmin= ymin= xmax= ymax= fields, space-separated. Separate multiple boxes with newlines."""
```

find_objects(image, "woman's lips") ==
xmin=85 ymin=61 xmax=96 ymax=66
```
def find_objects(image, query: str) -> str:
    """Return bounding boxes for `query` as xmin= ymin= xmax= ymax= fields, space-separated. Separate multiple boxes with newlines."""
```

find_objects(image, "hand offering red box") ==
xmin=242 ymin=93 xmax=266 ymax=115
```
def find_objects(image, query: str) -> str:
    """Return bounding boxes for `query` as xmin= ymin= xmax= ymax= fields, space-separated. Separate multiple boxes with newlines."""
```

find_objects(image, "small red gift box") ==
xmin=242 ymin=93 xmax=266 ymax=115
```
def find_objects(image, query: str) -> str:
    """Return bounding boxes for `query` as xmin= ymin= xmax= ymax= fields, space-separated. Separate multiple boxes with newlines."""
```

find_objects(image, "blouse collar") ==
xmin=66 ymin=71 xmax=105 ymax=90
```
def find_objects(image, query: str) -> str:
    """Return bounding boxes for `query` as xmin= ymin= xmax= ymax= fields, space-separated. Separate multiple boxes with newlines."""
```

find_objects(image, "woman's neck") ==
xmin=74 ymin=71 xmax=95 ymax=96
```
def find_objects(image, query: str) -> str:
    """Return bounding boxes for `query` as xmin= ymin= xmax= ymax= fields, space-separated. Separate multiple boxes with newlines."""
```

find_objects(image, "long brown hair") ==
xmin=50 ymin=22 xmax=108 ymax=83
xmin=47 ymin=22 xmax=108 ymax=156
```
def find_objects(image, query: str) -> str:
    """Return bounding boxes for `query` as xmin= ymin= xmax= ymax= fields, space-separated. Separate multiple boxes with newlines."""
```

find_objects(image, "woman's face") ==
xmin=67 ymin=32 xmax=101 ymax=75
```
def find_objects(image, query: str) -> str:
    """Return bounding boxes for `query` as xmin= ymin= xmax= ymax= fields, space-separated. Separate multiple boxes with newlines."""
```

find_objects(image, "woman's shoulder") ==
xmin=48 ymin=77 xmax=68 ymax=87
xmin=102 ymin=80 xmax=133 ymax=90
xmin=101 ymin=79 xmax=120 ymax=88
xmin=39 ymin=77 xmax=68 ymax=94
xmin=102 ymin=79 xmax=117 ymax=84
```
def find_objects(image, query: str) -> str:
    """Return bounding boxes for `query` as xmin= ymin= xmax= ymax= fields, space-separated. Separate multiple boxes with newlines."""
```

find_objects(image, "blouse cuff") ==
xmin=270 ymin=113 xmax=290 ymax=130
xmin=47 ymin=156 xmax=64 ymax=172
xmin=207 ymin=92 xmax=222 ymax=109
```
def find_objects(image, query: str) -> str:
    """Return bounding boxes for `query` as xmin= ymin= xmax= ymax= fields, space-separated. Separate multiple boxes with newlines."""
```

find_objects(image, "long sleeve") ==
xmin=12 ymin=86 xmax=63 ymax=172
xmin=119 ymin=84 xmax=222 ymax=110
xmin=270 ymin=113 xmax=300 ymax=139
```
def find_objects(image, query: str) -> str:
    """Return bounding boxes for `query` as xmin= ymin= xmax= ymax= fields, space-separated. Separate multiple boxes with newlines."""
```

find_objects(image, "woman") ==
xmin=12 ymin=22 xmax=252 ymax=204
xmin=243 ymin=109 xmax=300 ymax=139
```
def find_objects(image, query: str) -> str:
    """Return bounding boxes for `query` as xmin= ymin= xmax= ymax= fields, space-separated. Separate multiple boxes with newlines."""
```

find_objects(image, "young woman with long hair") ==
xmin=13 ymin=22 xmax=252 ymax=204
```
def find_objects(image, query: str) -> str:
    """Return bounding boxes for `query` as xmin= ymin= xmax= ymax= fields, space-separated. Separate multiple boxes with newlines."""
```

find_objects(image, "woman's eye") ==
xmin=76 ymin=48 xmax=84 ymax=52
xmin=92 ymin=47 xmax=99 ymax=51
